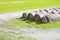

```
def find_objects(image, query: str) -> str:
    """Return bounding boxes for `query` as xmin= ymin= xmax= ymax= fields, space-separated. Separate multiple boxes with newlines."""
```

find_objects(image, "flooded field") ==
xmin=0 ymin=10 xmax=60 ymax=40
xmin=0 ymin=27 xmax=60 ymax=40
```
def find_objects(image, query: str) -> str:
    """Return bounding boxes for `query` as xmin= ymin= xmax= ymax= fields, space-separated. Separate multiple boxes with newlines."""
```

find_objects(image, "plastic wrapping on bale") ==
xmin=43 ymin=9 xmax=56 ymax=21
xmin=55 ymin=8 xmax=60 ymax=14
xmin=34 ymin=14 xmax=41 ymax=21
xmin=41 ymin=15 xmax=52 ymax=23
xmin=54 ymin=8 xmax=60 ymax=20
xmin=44 ymin=9 xmax=49 ymax=13
xmin=41 ymin=16 xmax=48 ymax=23
xmin=52 ymin=8 xmax=60 ymax=20
xmin=27 ymin=13 xmax=34 ymax=20
xmin=54 ymin=8 xmax=60 ymax=14
xmin=53 ymin=8 xmax=58 ymax=11
xmin=58 ymin=7 xmax=60 ymax=9
xmin=50 ymin=8 xmax=60 ymax=21
xmin=22 ymin=13 xmax=27 ymax=18
xmin=52 ymin=8 xmax=60 ymax=14
xmin=45 ymin=15 xmax=52 ymax=22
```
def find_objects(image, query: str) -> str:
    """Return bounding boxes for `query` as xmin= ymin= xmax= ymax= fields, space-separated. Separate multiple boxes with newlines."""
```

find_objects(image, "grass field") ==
xmin=0 ymin=0 xmax=60 ymax=13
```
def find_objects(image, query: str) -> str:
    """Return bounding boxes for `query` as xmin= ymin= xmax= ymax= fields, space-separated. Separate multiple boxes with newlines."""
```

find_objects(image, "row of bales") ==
xmin=22 ymin=7 xmax=60 ymax=23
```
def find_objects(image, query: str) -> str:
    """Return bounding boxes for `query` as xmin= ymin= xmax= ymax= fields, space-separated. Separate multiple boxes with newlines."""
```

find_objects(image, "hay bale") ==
xmin=39 ymin=10 xmax=47 ymax=16
xmin=50 ymin=10 xmax=60 ymax=21
xmin=51 ymin=11 xmax=54 ymax=14
xmin=41 ymin=16 xmax=48 ymax=23
xmin=53 ymin=8 xmax=58 ymax=11
xmin=38 ymin=10 xmax=45 ymax=18
xmin=34 ymin=14 xmax=41 ymax=21
xmin=27 ymin=13 xmax=33 ymax=19
xmin=45 ymin=15 xmax=52 ymax=22
xmin=49 ymin=9 xmax=59 ymax=21
xmin=22 ymin=13 xmax=27 ymax=18
xmin=58 ymin=7 xmax=60 ymax=9
xmin=53 ymin=8 xmax=60 ymax=14
xmin=44 ymin=9 xmax=49 ymax=13
xmin=41 ymin=15 xmax=52 ymax=23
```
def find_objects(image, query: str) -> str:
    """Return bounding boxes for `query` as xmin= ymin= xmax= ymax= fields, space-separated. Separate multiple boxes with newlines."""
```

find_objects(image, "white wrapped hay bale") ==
xmin=40 ymin=9 xmax=49 ymax=15
xmin=49 ymin=8 xmax=60 ymax=21
xmin=38 ymin=10 xmax=45 ymax=18
xmin=44 ymin=8 xmax=57 ymax=21
xmin=22 ymin=7 xmax=60 ymax=23
xmin=34 ymin=14 xmax=41 ymax=21
xmin=33 ymin=10 xmax=41 ymax=21
xmin=27 ymin=13 xmax=34 ymax=20
xmin=22 ymin=12 xmax=27 ymax=18
xmin=52 ymin=8 xmax=60 ymax=20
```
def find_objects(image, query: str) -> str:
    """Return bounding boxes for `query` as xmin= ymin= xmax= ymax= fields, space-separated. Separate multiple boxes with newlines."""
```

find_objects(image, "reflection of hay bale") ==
xmin=22 ymin=13 xmax=27 ymax=18
xmin=28 ymin=13 xmax=33 ymax=19
xmin=34 ymin=14 xmax=41 ymax=21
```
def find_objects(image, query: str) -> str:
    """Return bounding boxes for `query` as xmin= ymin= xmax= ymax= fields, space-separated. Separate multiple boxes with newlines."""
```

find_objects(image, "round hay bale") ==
xmin=45 ymin=15 xmax=52 ymax=22
xmin=44 ymin=9 xmax=48 ymax=13
xmin=53 ymin=8 xmax=58 ymax=11
xmin=41 ymin=15 xmax=53 ymax=23
xmin=34 ymin=14 xmax=41 ymax=21
xmin=41 ymin=16 xmax=48 ymax=23
xmin=51 ymin=12 xmax=54 ymax=14
xmin=22 ymin=13 xmax=27 ymax=18
xmin=58 ymin=7 xmax=60 ymax=9
xmin=27 ymin=13 xmax=33 ymax=19
xmin=41 ymin=15 xmax=52 ymax=23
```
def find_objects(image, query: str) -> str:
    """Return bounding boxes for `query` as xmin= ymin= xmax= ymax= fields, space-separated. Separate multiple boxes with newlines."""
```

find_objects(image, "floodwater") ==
xmin=0 ymin=27 xmax=60 ymax=40
xmin=0 ymin=10 xmax=60 ymax=40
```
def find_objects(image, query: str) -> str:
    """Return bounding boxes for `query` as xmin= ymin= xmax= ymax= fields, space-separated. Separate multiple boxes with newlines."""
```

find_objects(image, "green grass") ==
xmin=0 ymin=0 xmax=60 ymax=13
xmin=12 ymin=18 xmax=60 ymax=29
xmin=0 ymin=18 xmax=60 ymax=29
xmin=0 ymin=0 xmax=29 ymax=2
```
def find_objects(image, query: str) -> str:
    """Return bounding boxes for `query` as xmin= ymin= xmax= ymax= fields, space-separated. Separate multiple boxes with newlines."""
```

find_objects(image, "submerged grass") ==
xmin=0 ymin=30 xmax=36 ymax=40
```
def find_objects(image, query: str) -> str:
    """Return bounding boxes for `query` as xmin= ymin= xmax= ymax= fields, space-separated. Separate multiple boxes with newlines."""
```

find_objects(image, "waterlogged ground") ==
xmin=0 ymin=0 xmax=60 ymax=40
xmin=0 ymin=27 xmax=60 ymax=40
xmin=0 ymin=11 xmax=60 ymax=40
xmin=0 ymin=27 xmax=36 ymax=40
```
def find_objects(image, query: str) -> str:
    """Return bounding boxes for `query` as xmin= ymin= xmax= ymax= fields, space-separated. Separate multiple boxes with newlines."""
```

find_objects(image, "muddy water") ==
xmin=0 ymin=27 xmax=60 ymax=40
